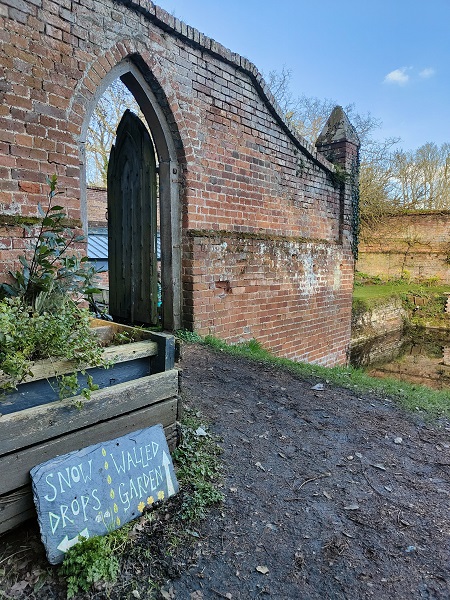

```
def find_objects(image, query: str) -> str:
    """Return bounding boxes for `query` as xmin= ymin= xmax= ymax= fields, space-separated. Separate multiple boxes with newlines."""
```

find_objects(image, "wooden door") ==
xmin=107 ymin=110 xmax=158 ymax=325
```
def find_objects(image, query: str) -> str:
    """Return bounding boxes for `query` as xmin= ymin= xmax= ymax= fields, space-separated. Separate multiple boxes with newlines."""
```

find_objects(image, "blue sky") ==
xmin=154 ymin=0 xmax=450 ymax=151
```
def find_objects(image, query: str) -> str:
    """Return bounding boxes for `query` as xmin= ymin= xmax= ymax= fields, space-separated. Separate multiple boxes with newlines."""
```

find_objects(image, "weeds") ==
xmin=59 ymin=409 xmax=223 ymax=598
xmin=60 ymin=532 xmax=124 ymax=598
xmin=173 ymin=408 xmax=224 ymax=522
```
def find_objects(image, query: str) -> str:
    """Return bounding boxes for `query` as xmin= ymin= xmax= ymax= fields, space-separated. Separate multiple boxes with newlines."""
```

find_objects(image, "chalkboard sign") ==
xmin=30 ymin=424 xmax=178 ymax=564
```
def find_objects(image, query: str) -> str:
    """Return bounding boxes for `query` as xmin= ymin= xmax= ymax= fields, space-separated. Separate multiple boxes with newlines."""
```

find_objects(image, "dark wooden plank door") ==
xmin=107 ymin=110 xmax=158 ymax=325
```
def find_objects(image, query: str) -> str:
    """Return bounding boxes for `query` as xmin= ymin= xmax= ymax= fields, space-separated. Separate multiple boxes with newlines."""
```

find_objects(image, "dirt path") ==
xmin=172 ymin=344 xmax=450 ymax=599
xmin=1 ymin=343 xmax=450 ymax=599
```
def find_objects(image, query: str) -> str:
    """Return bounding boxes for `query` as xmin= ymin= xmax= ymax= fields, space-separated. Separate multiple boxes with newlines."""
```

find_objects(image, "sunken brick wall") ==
xmin=358 ymin=212 xmax=450 ymax=283
xmin=87 ymin=186 xmax=107 ymax=228
xmin=0 ymin=0 xmax=357 ymax=366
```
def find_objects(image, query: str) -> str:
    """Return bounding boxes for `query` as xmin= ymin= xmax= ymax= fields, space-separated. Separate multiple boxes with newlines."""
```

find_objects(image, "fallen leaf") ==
xmin=256 ymin=565 xmax=269 ymax=574
xmin=10 ymin=581 xmax=28 ymax=596
xmin=342 ymin=531 xmax=354 ymax=538
xmin=371 ymin=463 xmax=387 ymax=471
xmin=343 ymin=503 xmax=360 ymax=510
xmin=311 ymin=383 xmax=324 ymax=391
xmin=195 ymin=427 xmax=207 ymax=437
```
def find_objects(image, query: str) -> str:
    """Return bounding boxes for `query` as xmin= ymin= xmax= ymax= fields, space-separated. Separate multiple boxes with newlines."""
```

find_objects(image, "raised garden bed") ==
xmin=0 ymin=320 xmax=180 ymax=534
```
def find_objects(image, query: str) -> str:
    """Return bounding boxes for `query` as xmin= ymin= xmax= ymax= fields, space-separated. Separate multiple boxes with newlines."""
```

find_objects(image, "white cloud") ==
xmin=383 ymin=67 xmax=410 ymax=85
xmin=419 ymin=67 xmax=435 ymax=79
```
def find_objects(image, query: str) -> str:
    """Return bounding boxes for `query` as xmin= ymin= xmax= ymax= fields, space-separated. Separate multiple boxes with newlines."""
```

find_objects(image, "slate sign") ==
xmin=30 ymin=424 xmax=179 ymax=564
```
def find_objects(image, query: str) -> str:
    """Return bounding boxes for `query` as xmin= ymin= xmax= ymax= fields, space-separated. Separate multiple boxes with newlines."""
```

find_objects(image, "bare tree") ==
xmin=266 ymin=68 xmax=400 ymax=225
xmin=86 ymin=79 xmax=141 ymax=187
xmin=391 ymin=143 xmax=450 ymax=210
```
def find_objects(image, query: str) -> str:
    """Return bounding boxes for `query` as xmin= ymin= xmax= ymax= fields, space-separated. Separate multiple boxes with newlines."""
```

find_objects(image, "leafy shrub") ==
xmin=0 ymin=176 xmax=107 ymax=402
xmin=0 ymin=297 xmax=105 ymax=401
xmin=0 ymin=175 xmax=100 ymax=310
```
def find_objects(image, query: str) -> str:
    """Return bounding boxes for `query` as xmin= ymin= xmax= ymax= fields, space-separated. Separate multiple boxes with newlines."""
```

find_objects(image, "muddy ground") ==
xmin=1 ymin=343 xmax=450 ymax=599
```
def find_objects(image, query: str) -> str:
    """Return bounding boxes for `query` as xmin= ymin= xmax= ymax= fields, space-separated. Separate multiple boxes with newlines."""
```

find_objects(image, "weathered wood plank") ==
xmin=0 ymin=341 xmax=158 ymax=388
xmin=90 ymin=319 xmax=155 ymax=345
xmin=0 ymin=370 xmax=179 ymax=456
xmin=0 ymin=358 xmax=154 ymax=416
xmin=0 ymin=399 xmax=178 ymax=495
xmin=0 ymin=508 xmax=36 ymax=535
xmin=0 ymin=423 xmax=178 ymax=535
xmin=148 ymin=332 xmax=175 ymax=373
xmin=0 ymin=488 xmax=35 ymax=535
xmin=100 ymin=340 xmax=157 ymax=363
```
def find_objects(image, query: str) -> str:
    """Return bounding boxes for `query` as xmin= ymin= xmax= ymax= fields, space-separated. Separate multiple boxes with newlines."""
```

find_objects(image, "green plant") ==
xmin=329 ymin=163 xmax=348 ymax=189
xmin=176 ymin=330 xmax=203 ymax=344
xmin=1 ymin=175 xmax=100 ymax=309
xmin=173 ymin=407 xmax=224 ymax=522
xmin=0 ymin=296 xmax=105 ymax=402
xmin=0 ymin=176 xmax=108 ymax=402
xmin=60 ymin=530 xmax=126 ymax=598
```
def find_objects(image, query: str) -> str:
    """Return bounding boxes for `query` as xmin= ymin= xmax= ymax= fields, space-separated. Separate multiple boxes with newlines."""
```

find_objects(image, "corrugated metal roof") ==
xmin=87 ymin=232 xmax=161 ymax=260
xmin=88 ymin=234 xmax=108 ymax=260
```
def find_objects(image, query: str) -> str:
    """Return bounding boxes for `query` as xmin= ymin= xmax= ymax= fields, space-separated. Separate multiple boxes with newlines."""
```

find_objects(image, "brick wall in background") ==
xmin=0 ymin=0 xmax=358 ymax=366
xmin=358 ymin=212 xmax=450 ymax=283
xmin=87 ymin=186 xmax=108 ymax=227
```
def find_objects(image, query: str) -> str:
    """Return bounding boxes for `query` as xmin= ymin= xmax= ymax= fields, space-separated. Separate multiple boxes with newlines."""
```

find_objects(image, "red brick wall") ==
xmin=87 ymin=186 xmax=107 ymax=228
xmin=0 ymin=0 xmax=357 ymax=366
xmin=358 ymin=212 xmax=450 ymax=283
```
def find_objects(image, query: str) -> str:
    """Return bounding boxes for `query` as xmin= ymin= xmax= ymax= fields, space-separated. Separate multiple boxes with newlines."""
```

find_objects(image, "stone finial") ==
xmin=316 ymin=106 xmax=360 ymax=147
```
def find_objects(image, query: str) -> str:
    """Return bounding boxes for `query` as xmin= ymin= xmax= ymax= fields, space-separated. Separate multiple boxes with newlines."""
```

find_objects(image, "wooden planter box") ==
xmin=0 ymin=320 xmax=180 ymax=534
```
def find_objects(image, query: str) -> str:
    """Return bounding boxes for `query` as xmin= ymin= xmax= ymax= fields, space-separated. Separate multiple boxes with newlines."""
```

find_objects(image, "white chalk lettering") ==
xmin=91 ymin=488 xmax=101 ymax=511
xmin=118 ymin=482 xmax=131 ymax=513
xmin=44 ymin=473 xmax=57 ymax=502
xmin=81 ymin=495 xmax=90 ymax=521
xmin=57 ymin=468 xmax=72 ymax=493
xmin=71 ymin=466 xmax=80 ymax=483
xmin=71 ymin=498 xmax=80 ymax=516
xmin=49 ymin=512 xmax=60 ymax=535
xmin=60 ymin=504 xmax=74 ymax=529
xmin=155 ymin=465 xmax=163 ymax=487
xmin=110 ymin=451 xmax=126 ymax=474
xmin=80 ymin=460 xmax=93 ymax=483
xmin=127 ymin=451 xmax=137 ymax=470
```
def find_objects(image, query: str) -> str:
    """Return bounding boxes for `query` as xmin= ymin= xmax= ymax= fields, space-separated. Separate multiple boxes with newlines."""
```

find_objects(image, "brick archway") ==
xmin=74 ymin=55 xmax=185 ymax=330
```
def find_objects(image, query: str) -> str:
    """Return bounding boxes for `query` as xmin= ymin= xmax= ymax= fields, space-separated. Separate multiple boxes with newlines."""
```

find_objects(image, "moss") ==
xmin=0 ymin=214 xmax=82 ymax=229
xmin=186 ymin=229 xmax=330 ymax=246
